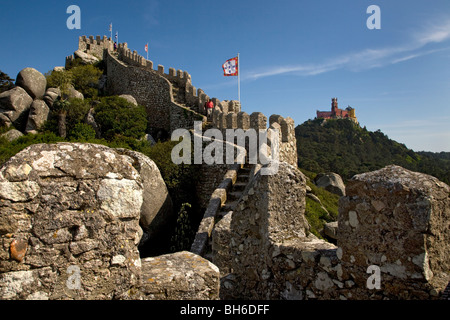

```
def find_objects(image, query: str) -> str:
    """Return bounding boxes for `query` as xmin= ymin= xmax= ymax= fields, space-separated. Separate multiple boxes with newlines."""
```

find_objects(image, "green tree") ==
xmin=94 ymin=96 xmax=147 ymax=140
xmin=52 ymin=98 xmax=71 ymax=138
xmin=0 ymin=70 xmax=14 ymax=94
xmin=46 ymin=70 xmax=73 ymax=96
xmin=70 ymin=64 xmax=103 ymax=98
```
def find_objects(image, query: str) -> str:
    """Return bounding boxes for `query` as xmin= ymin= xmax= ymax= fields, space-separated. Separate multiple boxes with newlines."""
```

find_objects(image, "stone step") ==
xmin=222 ymin=200 xmax=239 ymax=212
xmin=228 ymin=191 xmax=243 ymax=201
xmin=237 ymin=174 xmax=250 ymax=183
xmin=232 ymin=182 xmax=247 ymax=191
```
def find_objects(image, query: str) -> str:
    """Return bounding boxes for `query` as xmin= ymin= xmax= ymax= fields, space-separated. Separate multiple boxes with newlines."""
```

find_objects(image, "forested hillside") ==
xmin=295 ymin=118 xmax=450 ymax=185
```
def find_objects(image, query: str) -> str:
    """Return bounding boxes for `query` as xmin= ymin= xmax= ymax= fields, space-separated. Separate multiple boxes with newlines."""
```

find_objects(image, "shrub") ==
xmin=70 ymin=64 xmax=103 ymax=98
xmin=46 ymin=70 xmax=72 ymax=95
xmin=69 ymin=123 xmax=96 ymax=141
xmin=170 ymin=203 xmax=195 ymax=252
xmin=94 ymin=96 xmax=147 ymax=140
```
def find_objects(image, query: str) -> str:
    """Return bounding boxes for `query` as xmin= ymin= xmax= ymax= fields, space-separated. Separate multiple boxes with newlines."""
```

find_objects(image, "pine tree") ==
xmin=0 ymin=70 xmax=14 ymax=94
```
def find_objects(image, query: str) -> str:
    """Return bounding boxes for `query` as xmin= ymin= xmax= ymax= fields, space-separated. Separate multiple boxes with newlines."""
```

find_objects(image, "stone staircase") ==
xmin=217 ymin=166 xmax=252 ymax=220
xmin=203 ymin=164 xmax=253 ymax=261
xmin=171 ymin=85 xmax=187 ymax=107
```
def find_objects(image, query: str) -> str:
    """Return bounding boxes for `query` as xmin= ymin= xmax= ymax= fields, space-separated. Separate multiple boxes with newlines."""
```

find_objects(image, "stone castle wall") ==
xmin=105 ymin=50 xmax=204 ymax=134
xmin=76 ymin=35 xmax=240 ymax=134
xmin=212 ymin=164 xmax=450 ymax=300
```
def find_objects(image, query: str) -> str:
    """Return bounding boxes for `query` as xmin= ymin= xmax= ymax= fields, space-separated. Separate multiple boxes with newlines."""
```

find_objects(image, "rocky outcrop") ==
xmin=25 ymin=100 xmax=50 ymax=134
xmin=0 ymin=129 xmax=24 ymax=142
xmin=43 ymin=88 xmax=61 ymax=108
xmin=0 ymin=86 xmax=33 ymax=127
xmin=115 ymin=149 xmax=173 ymax=241
xmin=315 ymin=172 xmax=346 ymax=196
xmin=119 ymin=94 xmax=138 ymax=106
xmin=0 ymin=143 xmax=143 ymax=300
xmin=140 ymin=251 xmax=220 ymax=300
xmin=0 ymin=142 xmax=220 ymax=300
xmin=74 ymin=50 xmax=100 ymax=65
xmin=15 ymin=68 xmax=47 ymax=100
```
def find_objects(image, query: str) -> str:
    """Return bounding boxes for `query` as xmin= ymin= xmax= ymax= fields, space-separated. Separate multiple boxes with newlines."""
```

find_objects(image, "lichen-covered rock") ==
xmin=0 ymin=86 xmax=33 ymax=127
xmin=25 ymin=99 xmax=50 ymax=133
xmin=116 ymin=149 xmax=173 ymax=241
xmin=0 ymin=143 xmax=144 ymax=300
xmin=119 ymin=94 xmax=138 ymax=106
xmin=338 ymin=165 xmax=450 ymax=299
xmin=43 ymin=88 xmax=61 ymax=108
xmin=74 ymin=50 xmax=100 ymax=65
xmin=15 ymin=68 xmax=47 ymax=100
xmin=139 ymin=251 xmax=220 ymax=300
xmin=315 ymin=172 xmax=346 ymax=196
xmin=0 ymin=129 xmax=24 ymax=142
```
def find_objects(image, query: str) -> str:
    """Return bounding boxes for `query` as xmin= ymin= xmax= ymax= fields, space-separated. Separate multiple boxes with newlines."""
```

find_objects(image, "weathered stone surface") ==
xmin=43 ymin=88 xmax=61 ymax=108
xmin=25 ymin=99 xmax=50 ymax=133
xmin=115 ymin=149 xmax=173 ymax=239
xmin=119 ymin=94 xmax=138 ymax=106
xmin=338 ymin=165 xmax=450 ymax=299
xmin=323 ymin=221 xmax=338 ymax=240
xmin=0 ymin=143 xmax=144 ymax=300
xmin=74 ymin=50 xmax=100 ymax=65
xmin=64 ymin=86 xmax=84 ymax=100
xmin=0 ymin=129 xmax=24 ymax=142
xmin=139 ymin=251 xmax=220 ymax=300
xmin=226 ymin=162 xmax=312 ymax=299
xmin=15 ymin=68 xmax=47 ymax=100
xmin=0 ymin=86 xmax=33 ymax=126
xmin=315 ymin=172 xmax=346 ymax=196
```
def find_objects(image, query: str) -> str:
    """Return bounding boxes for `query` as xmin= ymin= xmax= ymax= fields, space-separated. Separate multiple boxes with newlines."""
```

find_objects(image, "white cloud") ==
xmin=245 ymin=17 xmax=450 ymax=81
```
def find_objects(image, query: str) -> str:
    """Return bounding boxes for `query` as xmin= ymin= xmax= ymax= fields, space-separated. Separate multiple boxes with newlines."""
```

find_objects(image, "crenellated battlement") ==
xmin=79 ymin=35 xmax=114 ymax=58
xmin=211 ymin=108 xmax=298 ymax=166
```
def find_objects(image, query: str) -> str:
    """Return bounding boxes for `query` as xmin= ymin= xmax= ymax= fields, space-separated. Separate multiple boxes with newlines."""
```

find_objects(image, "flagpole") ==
xmin=110 ymin=23 xmax=113 ymax=41
xmin=238 ymin=53 xmax=241 ymax=103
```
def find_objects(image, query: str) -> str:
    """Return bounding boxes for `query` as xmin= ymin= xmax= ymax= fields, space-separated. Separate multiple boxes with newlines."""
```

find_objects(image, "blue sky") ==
xmin=1 ymin=0 xmax=450 ymax=152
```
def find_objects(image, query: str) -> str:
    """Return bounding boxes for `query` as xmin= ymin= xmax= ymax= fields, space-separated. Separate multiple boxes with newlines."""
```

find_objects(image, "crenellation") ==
xmin=237 ymin=112 xmax=250 ymax=130
xmin=158 ymin=65 xmax=164 ymax=74
xmin=226 ymin=113 xmax=238 ymax=129
xmin=250 ymin=112 xmax=267 ymax=131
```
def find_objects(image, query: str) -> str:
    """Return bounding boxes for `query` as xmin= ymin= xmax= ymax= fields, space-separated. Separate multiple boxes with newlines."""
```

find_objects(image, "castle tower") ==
xmin=331 ymin=97 xmax=338 ymax=116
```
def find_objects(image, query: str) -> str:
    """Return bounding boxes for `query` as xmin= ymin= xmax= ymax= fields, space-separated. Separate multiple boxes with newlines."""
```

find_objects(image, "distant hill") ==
xmin=295 ymin=118 xmax=450 ymax=185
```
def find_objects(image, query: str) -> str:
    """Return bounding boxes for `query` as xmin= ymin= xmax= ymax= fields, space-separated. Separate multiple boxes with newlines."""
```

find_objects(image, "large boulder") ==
xmin=119 ymin=94 xmax=138 ymax=107
xmin=74 ymin=50 xmax=100 ymax=65
xmin=314 ymin=172 xmax=346 ymax=196
xmin=116 ymin=149 xmax=173 ymax=243
xmin=15 ymin=68 xmax=47 ymax=100
xmin=0 ymin=129 xmax=24 ymax=142
xmin=0 ymin=86 xmax=33 ymax=127
xmin=43 ymin=88 xmax=61 ymax=108
xmin=0 ymin=143 xmax=144 ymax=300
xmin=139 ymin=251 xmax=220 ymax=300
xmin=25 ymin=99 xmax=50 ymax=133
xmin=63 ymin=86 xmax=84 ymax=100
